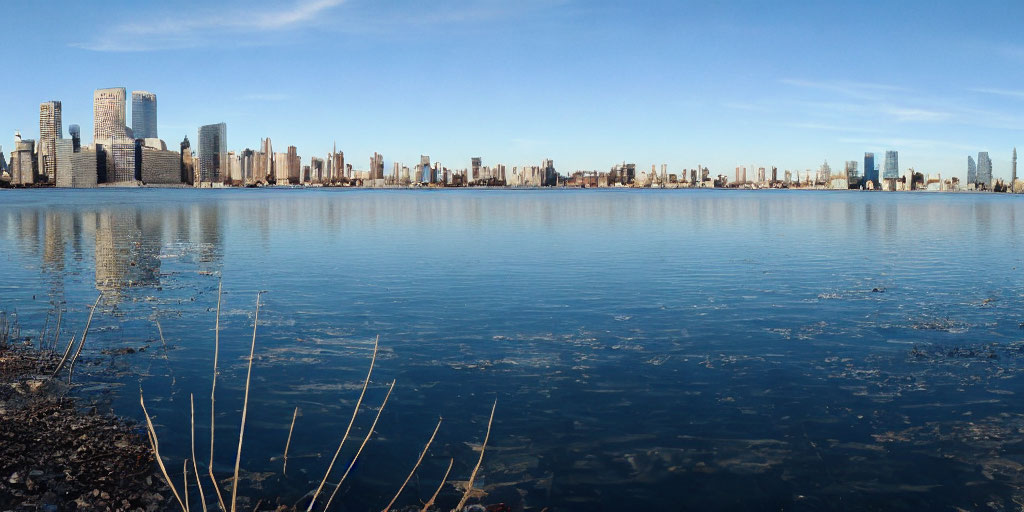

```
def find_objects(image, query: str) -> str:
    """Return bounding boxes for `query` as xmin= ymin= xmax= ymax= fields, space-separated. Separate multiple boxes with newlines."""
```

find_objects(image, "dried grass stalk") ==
xmin=192 ymin=394 xmax=208 ymax=512
xmin=52 ymin=307 xmax=62 ymax=353
xmin=230 ymin=292 xmax=261 ymax=512
xmin=283 ymin=406 xmax=299 ymax=475
xmin=209 ymin=281 xmax=227 ymax=512
xmin=184 ymin=459 xmax=191 ymax=512
xmin=420 ymin=458 xmax=454 ymax=512
xmin=383 ymin=417 xmax=443 ymax=512
xmin=307 ymin=335 xmax=379 ymax=511
xmin=323 ymin=379 xmax=397 ymax=511
xmin=67 ymin=295 xmax=101 ymax=383
xmin=140 ymin=389 xmax=187 ymax=511
xmin=453 ymin=399 xmax=497 ymax=512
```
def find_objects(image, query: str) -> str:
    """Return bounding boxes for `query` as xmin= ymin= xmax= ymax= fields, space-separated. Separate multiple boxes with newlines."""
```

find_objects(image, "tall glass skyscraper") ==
xmin=967 ymin=156 xmax=977 ymax=185
xmin=131 ymin=91 xmax=157 ymax=139
xmin=977 ymin=152 xmax=993 ymax=189
xmin=883 ymin=150 xmax=899 ymax=179
xmin=93 ymin=87 xmax=136 ymax=183
xmin=864 ymin=152 xmax=877 ymax=187
xmin=197 ymin=123 xmax=227 ymax=183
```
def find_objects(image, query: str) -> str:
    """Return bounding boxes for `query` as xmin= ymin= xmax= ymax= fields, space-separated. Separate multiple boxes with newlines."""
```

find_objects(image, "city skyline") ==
xmin=1 ymin=1 xmax=1024 ymax=179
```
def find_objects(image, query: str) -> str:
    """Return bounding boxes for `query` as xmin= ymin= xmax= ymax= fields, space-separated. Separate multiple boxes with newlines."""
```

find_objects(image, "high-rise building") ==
xmin=420 ymin=155 xmax=431 ymax=183
xmin=1013 ymin=148 xmax=1017 ymax=192
xmin=370 ymin=152 xmax=384 ymax=181
xmin=197 ymin=123 xmax=227 ymax=184
xmin=864 ymin=152 xmax=877 ymax=188
xmin=10 ymin=132 xmax=37 ymax=186
xmin=967 ymin=156 xmax=977 ymax=186
xmin=93 ymin=87 xmax=133 ymax=141
xmin=180 ymin=136 xmax=194 ymax=184
xmin=131 ymin=91 xmax=157 ymax=139
xmin=883 ymin=151 xmax=899 ymax=180
xmin=94 ymin=88 xmax=136 ymax=183
xmin=39 ymin=101 xmax=62 ymax=184
xmin=471 ymin=157 xmax=482 ymax=181
xmin=977 ymin=152 xmax=993 ymax=189
xmin=69 ymin=124 xmax=81 ymax=152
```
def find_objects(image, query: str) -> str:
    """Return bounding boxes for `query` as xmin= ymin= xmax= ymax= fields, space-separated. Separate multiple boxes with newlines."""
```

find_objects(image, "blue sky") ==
xmin=3 ymin=0 xmax=1024 ymax=179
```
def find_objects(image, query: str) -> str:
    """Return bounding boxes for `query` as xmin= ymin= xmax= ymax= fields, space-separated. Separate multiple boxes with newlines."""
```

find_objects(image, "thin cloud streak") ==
xmin=71 ymin=0 xmax=346 ymax=52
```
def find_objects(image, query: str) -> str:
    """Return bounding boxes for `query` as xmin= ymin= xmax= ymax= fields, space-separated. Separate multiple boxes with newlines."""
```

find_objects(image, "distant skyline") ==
xmin=2 ymin=0 xmax=1024 ymax=179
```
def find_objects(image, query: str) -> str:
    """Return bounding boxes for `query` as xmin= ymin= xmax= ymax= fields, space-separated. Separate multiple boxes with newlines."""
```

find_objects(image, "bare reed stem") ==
xmin=209 ymin=281 xmax=227 ymax=512
xmin=230 ymin=292 xmax=261 ymax=512
xmin=192 ymin=394 xmax=208 ymax=512
xmin=283 ymin=406 xmax=299 ymax=475
xmin=453 ymin=399 xmax=497 ymax=512
xmin=52 ymin=307 xmax=62 ymax=353
xmin=67 ymin=295 xmax=101 ymax=383
xmin=140 ymin=389 xmax=187 ymax=511
xmin=383 ymin=417 xmax=443 ymax=512
xmin=307 ymin=335 xmax=379 ymax=511
xmin=420 ymin=458 xmax=454 ymax=512
xmin=52 ymin=335 xmax=76 ymax=378
xmin=184 ymin=459 xmax=191 ymax=512
xmin=323 ymin=379 xmax=397 ymax=512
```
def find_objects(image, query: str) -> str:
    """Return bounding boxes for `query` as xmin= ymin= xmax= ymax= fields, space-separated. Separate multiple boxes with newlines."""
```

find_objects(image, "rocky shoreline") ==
xmin=0 ymin=341 xmax=172 ymax=511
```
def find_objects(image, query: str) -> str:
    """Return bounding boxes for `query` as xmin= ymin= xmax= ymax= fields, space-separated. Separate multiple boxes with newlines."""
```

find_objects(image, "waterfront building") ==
xmin=39 ymin=101 xmax=62 ymax=184
xmin=140 ymin=146 xmax=180 ymax=184
xmin=420 ymin=155 xmax=431 ymax=184
xmin=883 ymin=151 xmax=899 ymax=180
xmin=274 ymin=153 xmax=290 ymax=185
xmin=311 ymin=157 xmax=324 ymax=183
xmin=197 ymin=123 xmax=227 ymax=184
xmin=864 ymin=153 xmax=877 ymax=189
xmin=94 ymin=88 xmax=136 ymax=183
xmin=471 ymin=157 xmax=482 ymax=181
xmin=180 ymin=136 xmax=194 ymax=184
xmin=977 ymin=152 xmax=993 ymax=189
xmin=1013 ymin=148 xmax=1018 ymax=192
xmin=371 ymin=152 xmax=384 ymax=180
xmin=967 ymin=156 xmax=977 ymax=187
xmin=0 ymin=146 xmax=7 ymax=176
xmin=287 ymin=146 xmax=300 ymax=184
xmin=817 ymin=160 xmax=832 ymax=185
xmin=69 ymin=124 xmax=81 ymax=152
xmin=10 ymin=132 xmax=37 ymax=186
xmin=131 ymin=91 xmax=157 ymax=139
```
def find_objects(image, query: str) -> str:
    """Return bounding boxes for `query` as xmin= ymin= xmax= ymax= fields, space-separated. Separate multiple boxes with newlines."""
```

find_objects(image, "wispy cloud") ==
xmin=71 ymin=0 xmax=346 ymax=52
xmin=240 ymin=93 xmax=291 ymax=102
xmin=882 ymin=107 xmax=952 ymax=122
xmin=969 ymin=87 xmax=1024 ymax=100
xmin=780 ymin=78 xmax=910 ymax=100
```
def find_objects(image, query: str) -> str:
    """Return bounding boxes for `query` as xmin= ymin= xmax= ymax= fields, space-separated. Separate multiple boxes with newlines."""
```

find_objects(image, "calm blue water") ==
xmin=2 ymin=188 xmax=1024 ymax=511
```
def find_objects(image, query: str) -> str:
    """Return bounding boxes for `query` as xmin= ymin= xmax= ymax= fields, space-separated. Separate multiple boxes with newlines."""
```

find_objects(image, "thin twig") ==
xmin=383 ymin=417 xmax=443 ymax=512
xmin=307 ymin=335 xmax=380 ymax=511
xmin=324 ymin=379 xmax=397 ymax=511
xmin=52 ymin=307 xmax=62 ymax=353
xmin=453 ymin=399 xmax=497 ymax=512
xmin=192 ymin=394 xmax=208 ymax=512
xmin=184 ymin=459 xmax=191 ymax=512
xmin=420 ymin=458 xmax=454 ymax=512
xmin=230 ymin=292 xmax=261 ymax=512
xmin=67 ymin=295 xmax=101 ymax=383
xmin=209 ymin=281 xmax=227 ymax=512
xmin=52 ymin=335 xmax=76 ymax=377
xmin=140 ymin=389 xmax=187 ymax=511
xmin=283 ymin=407 xmax=299 ymax=476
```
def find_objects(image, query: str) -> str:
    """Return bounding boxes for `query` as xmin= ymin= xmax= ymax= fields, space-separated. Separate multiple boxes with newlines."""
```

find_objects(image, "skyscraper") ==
xmin=93 ymin=88 xmax=133 ymax=141
xmin=197 ymin=123 xmax=227 ymax=184
xmin=977 ymin=152 xmax=993 ymax=189
xmin=883 ymin=151 xmax=899 ymax=180
xmin=864 ymin=152 xmax=877 ymax=188
xmin=420 ymin=155 xmax=430 ymax=183
xmin=1013 ymin=148 xmax=1017 ymax=193
xmin=967 ymin=156 xmax=977 ymax=186
xmin=131 ymin=91 xmax=157 ymax=139
xmin=39 ymin=101 xmax=62 ymax=184
xmin=471 ymin=157 xmax=482 ymax=181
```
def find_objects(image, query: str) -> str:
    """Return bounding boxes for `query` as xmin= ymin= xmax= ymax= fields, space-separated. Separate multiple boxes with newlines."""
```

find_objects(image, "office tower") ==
xmin=180 ymin=136 xmax=194 ymax=184
xmin=56 ymin=138 xmax=97 ymax=188
xmin=131 ymin=91 xmax=157 ymax=139
xmin=1013 ymin=148 xmax=1018 ymax=192
xmin=370 ymin=152 xmax=383 ymax=180
xmin=967 ymin=156 xmax=977 ymax=186
xmin=93 ymin=87 xmax=133 ymax=141
xmin=543 ymin=159 xmax=557 ymax=186
xmin=39 ymin=101 xmax=62 ymax=184
xmin=864 ymin=153 xmax=877 ymax=188
xmin=197 ymin=123 xmax=227 ymax=184
xmin=93 ymin=88 xmax=136 ymax=183
xmin=274 ymin=153 xmax=290 ymax=185
xmin=977 ymin=152 xmax=993 ymax=189
xmin=471 ymin=157 xmax=482 ymax=181
xmin=69 ymin=124 xmax=81 ymax=152
xmin=883 ymin=151 xmax=899 ymax=180
xmin=419 ymin=155 xmax=430 ymax=183
xmin=10 ymin=132 xmax=37 ymax=186
xmin=287 ymin=146 xmax=300 ymax=183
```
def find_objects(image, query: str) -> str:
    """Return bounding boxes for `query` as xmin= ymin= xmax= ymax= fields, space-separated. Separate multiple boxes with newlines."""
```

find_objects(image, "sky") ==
xmin=3 ymin=0 xmax=1024 ymax=180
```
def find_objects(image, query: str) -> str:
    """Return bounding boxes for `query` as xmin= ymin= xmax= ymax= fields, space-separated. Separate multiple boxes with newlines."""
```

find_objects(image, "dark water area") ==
xmin=2 ymin=188 xmax=1024 ymax=511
